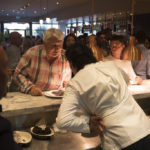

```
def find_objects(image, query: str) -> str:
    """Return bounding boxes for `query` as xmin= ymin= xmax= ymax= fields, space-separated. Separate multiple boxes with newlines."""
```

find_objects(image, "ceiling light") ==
xmin=56 ymin=2 xmax=59 ymax=5
xmin=34 ymin=11 xmax=37 ymax=14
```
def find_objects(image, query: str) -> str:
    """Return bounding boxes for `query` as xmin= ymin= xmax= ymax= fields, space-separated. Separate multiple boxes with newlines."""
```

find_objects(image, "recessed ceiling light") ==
xmin=56 ymin=2 xmax=59 ymax=5
xmin=34 ymin=11 xmax=37 ymax=14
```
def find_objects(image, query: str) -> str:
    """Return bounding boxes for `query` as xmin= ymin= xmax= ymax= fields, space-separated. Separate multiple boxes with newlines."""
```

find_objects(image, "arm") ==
xmin=13 ymin=50 xmax=35 ymax=93
xmin=62 ymin=61 xmax=72 ymax=88
xmin=56 ymin=85 xmax=90 ymax=133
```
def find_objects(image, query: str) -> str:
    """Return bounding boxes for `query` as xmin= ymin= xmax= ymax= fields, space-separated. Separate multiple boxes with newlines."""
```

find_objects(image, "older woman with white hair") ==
xmin=13 ymin=28 xmax=71 ymax=96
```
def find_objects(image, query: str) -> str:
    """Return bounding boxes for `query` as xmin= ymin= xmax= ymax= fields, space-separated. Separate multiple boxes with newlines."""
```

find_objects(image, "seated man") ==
xmin=0 ymin=46 xmax=22 ymax=150
xmin=56 ymin=43 xmax=150 ymax=150
xmin=105 ymin=35 xmax=142 ymax=85
xmin=13 ymin=28 xmax=71 ymax=96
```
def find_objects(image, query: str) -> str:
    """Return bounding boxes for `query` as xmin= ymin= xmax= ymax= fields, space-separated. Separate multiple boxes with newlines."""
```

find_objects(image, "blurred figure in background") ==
xmin=63 ymin=33 xmax=77 ymax=49
xmin=13 ymin=28 xmax=71 ymax=96
xmin=132 ymin=31 xmax=150 ymax=79
xmin=96 ymin=31 xmax=110 ymax=56
xmin=77 ymin=35 xmax=87 ymax=46
xmin=5 ymin=32 xmax=22 ymax=71
xmin=145 ymin=36 xmax=150 ymax=49
xmin=22 ymin=36 xmax=33 ymax=55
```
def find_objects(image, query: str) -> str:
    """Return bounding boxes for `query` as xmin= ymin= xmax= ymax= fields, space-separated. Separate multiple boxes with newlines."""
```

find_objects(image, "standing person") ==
xmin=0 ymin=46 xmax=22 ymax=150
xmin=5 ymin=32 xmax=22 ymax=71
xmin=13 ymin=28 xmax=71 ymax=96
xmin=131 ymin=31 xmax=150 ymax=79
xmin=56 ymin=43 xmax=150 ymax=150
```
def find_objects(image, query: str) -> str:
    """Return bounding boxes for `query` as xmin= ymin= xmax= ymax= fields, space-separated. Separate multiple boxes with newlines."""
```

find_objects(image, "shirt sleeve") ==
xmin=56 ymin=84 xmax=90 ymax=133
xmin=13 ymin=50 xmax=34 ymax=93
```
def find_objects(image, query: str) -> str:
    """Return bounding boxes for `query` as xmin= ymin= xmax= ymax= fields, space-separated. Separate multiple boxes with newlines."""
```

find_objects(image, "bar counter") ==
xmin=0 ymin=92 xmax=62 ymax=129
xmin=1 ymin=80 xmax=150 ymax=129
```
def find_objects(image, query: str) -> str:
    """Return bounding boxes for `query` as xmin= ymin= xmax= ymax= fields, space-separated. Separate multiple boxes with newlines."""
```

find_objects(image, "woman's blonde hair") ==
xmin=88 ymin=35 xmax=104 ymax=61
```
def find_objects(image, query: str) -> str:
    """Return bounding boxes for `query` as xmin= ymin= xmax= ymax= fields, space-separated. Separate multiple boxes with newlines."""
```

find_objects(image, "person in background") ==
xmin=77 ymin=35 xmax=87 ymax=46
xmin=105 ymin=35 xmax=142 ymax=85
xmin=13 ymin=28 xmax=71 ymax=96
xmin=132 ymin=31 xmax=150 ymax=79
xmin=63 ymin=33 xmax=77 ymax=49
xmin=1 ymin=37 xmax=10 ymax=50
xmin=35 ymin=35 xmax=43 ymax=45
xmin=0 ymin=46 xmax=22 ymax=150
xmin=22 ymin=36 xmax=33 ymax=55
xmin=56 ymin=43 xmax=150 ymax=150
xmin=87 ymin=34 xmax=104 ymax=61
xmin=96 ymin=31 xmax=110 ymax=56
xmin=5 ymin=32 xmax=22 ymax=71
xmin=145 ymin=36 xmax=150 ymax=49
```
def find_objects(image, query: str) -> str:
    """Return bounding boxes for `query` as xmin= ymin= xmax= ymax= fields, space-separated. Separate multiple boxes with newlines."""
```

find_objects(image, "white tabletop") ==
xmin=0 ymin=92 xmax=62 ymax=117
xmin=128 ymin=80 xmax=150 ymax=99
xmin=1 ymin=80 xmax=150 ymax=117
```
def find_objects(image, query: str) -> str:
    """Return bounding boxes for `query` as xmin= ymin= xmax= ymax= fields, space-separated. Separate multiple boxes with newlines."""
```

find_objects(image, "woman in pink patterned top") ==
xmin=13 ymin=28 xmax=71 ymax=96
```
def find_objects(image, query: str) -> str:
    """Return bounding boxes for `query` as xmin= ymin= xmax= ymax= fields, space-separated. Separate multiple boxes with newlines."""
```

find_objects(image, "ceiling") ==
xmin=0 ymin=0 xmax=149 ymax=22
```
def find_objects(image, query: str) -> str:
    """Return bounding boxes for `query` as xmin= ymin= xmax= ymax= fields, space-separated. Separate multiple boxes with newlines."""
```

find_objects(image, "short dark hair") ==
xmin=111 ymin=35 xmax=127 ymax=46
xmin=65 ymin=43 xmax=97 ymax=71
xmin=135 ymin=31 xmax=146 ymax=44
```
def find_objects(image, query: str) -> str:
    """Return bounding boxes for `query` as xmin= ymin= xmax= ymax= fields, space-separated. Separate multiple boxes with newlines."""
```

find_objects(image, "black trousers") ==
xmin=122 ymin=134 xmax=150 ymax=150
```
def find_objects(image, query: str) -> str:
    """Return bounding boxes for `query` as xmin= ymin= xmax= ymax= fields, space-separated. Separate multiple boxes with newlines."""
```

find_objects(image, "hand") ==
xmin=135 ymin=76 xmax=143 ymax=85
xmin=89 ymin=115 xmax=105 ymax=135
xmin=30 ymin=86 xmax=42 ymax=96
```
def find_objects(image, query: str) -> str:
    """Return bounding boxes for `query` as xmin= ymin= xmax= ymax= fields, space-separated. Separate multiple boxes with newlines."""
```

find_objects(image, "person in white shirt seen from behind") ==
xmin=56 ymin=43 xmax=150 ymax=150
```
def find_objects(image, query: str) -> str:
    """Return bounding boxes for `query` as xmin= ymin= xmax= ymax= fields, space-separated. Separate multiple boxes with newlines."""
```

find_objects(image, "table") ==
xmin=0 ymin=92 xmax=62 ymax=129
xmin=1 ymin=80 xmax=150 ymax=129
xmin=128 ymin=80 xmax=150 ymax=100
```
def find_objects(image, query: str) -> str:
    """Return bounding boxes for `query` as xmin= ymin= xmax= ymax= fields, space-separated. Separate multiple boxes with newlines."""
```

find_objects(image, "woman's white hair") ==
xmin=43 ymin=28 xmax=64 ymax=43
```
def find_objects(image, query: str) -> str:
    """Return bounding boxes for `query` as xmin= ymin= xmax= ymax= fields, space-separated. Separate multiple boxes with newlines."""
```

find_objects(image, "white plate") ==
xmin=43 ymin=90 xmax=63 ymax=98
xmin=30 ymin=125 xmax=54 ymax=140
xmin=13 ymin=131 xmax=32 ymax=144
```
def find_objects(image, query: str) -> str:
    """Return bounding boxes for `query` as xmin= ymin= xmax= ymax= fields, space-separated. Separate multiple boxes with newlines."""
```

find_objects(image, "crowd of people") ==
xmin=1 ymin=28 xmax=150 ymax=150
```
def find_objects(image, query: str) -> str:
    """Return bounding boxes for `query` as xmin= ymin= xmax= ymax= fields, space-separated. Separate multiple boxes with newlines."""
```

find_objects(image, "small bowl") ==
xmin=13 ymin=131 xmax=32 ymax=146
xmin=30 ymin=125 xmax=54 ymax=140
